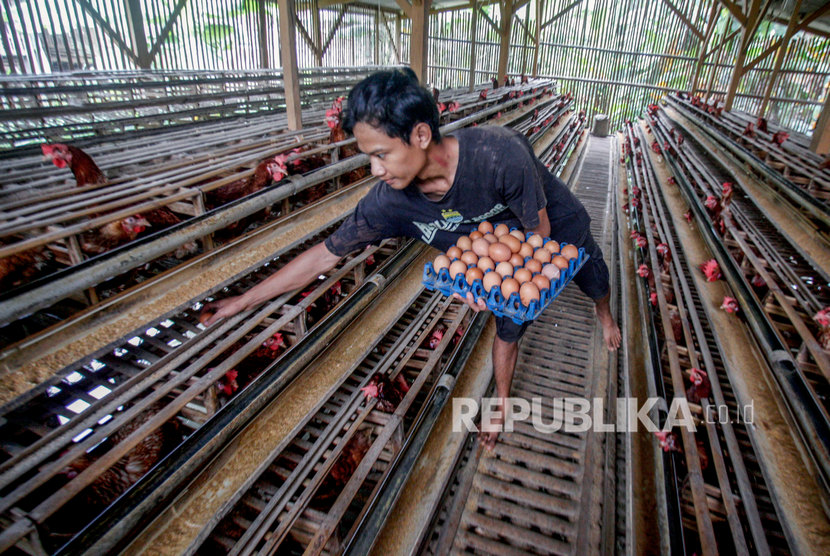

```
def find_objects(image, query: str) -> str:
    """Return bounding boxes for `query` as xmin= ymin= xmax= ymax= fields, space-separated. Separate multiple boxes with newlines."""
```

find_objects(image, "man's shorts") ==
xmin=495 ymin=211 xmax=609 ymax=343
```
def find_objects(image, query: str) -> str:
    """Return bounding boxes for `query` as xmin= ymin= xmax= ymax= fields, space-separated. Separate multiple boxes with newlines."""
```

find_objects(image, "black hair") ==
xmin=343 ymin=68 xmax=441 ymax=144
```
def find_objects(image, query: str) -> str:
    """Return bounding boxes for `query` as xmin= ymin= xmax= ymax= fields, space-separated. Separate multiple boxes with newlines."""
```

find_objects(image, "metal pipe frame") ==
xmin=54 ymin=239 xmax=425 ymax=556
xmin=657 ymin=118 xmax=830 ymax=511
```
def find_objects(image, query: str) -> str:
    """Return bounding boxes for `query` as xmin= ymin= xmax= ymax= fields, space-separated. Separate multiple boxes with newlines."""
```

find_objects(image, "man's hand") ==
xmin=452 ymin=291 xmax=488 ymax=312
xmin=200 ymin=296 xmax=248 ymax=326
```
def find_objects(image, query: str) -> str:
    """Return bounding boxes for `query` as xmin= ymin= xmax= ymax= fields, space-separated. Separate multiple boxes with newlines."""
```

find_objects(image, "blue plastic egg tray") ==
xmin=422 ymin=241 xmax=589 ymax=325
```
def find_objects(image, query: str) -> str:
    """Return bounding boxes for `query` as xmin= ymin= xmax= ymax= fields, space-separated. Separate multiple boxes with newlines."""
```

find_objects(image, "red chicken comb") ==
xmin=42 ymin=143 xmax=69 ymax=168
xmin=637 ymin=264 xmax=650 ymax=278
xmin=720 ymin=296 xmax=739 ymax=313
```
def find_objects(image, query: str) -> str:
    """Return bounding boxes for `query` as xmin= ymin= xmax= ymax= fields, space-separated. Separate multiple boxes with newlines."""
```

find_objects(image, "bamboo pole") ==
xmin=411 ymin=0 xmax=431 ymax=82
xmin=278 ymin=0 xmax=302 ymax=129
xmin=759 ymin=0 xmax=802 ymax=117
xmin=691 ymin=1 xmax=720 ymax=93
xmin=532 ymin=0 xmax=542 ymax=77
xmin=497 ymin=0 xmax=513 ymax=82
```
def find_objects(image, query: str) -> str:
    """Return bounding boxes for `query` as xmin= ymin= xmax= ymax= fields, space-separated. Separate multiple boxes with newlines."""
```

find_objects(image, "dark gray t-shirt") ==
xmin=325 ymin=126 xmax=590 ymax=256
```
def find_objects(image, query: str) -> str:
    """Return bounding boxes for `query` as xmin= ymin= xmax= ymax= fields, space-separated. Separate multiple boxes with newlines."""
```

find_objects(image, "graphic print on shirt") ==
xmin=413 ymin=204 xmax=508 ymax=244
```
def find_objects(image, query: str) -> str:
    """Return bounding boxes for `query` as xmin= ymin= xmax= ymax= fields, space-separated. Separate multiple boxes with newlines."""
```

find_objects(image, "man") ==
xmin=203 ymin=69 xmax=620 ymax=450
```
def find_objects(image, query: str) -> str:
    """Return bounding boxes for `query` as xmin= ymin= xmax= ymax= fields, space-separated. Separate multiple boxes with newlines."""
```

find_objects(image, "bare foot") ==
xmin=602 ymin=318 xmax=621 ymax=351
xmin=478 ymin=401 xmax=505 ymax=451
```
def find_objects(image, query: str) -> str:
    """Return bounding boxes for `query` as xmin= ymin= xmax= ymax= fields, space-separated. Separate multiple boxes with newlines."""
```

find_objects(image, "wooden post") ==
xmin=278 ymin=0 xmax=303 ymax=129
xmin=759 ymin=0 xmax=802 ymax=117
xmin=532 ymin=0 xmax=543 ymax=77
xmin=410 ymin=0 xmax=431 ymax=83
xmin=125 ymin=0 xmax=151 ymax=68
xmin=312 ymin=0 xmax=323 ymax=65
xmin=725 ymin=0 xmax=760 ymax=111
xmin=811 ymin=92 xmax=830 ymax=155
xmin=469 ymin=0 xmax=478 ymax=91
xmin=691 ymin=2 xmax=719 ymax=93
xmin=497 ymin=0 xmax=514 ymax=83
xmin=258 ymin=0 xmax=269 ymax=68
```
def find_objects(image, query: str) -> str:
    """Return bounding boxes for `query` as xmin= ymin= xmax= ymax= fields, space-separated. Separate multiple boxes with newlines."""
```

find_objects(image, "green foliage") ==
xmin=200 ymin=23 xmax=235 ymax=51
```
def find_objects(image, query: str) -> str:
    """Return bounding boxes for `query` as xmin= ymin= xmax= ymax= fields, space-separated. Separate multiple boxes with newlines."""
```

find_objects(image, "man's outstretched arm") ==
xmin=202 ymin=241 xmax=343 ymax=325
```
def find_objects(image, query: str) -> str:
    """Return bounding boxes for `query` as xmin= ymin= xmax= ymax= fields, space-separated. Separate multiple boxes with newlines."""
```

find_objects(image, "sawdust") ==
xmin=125 ymin=250 xmax=434 ymax=555
xmin=643 ymin=121 xmax=830 ymax=555
xmin=0 ymin=183 xmax=373 ymax=405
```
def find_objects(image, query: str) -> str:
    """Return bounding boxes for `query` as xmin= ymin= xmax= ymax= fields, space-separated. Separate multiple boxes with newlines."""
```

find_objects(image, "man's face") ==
xmin=353 ymin=122 xmax=428 ymax=189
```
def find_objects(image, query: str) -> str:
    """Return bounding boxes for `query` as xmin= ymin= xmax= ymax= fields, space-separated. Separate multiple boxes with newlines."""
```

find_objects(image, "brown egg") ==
xmin=449 ymin=259 xmax=468 ymax=279
xmin=533 ymin=248 xmax=552 ymax=264
xmin=500 ymin=234 xmax=521 ymax=254
xmin=433 ymin=254 xmax=451 ymax=272
xmin=489 ymin=241 xmax=512 ymax=263
xmin=532 ymin=274 xmax=551 ymax=291
xmin=501 ymin=277 xmax=520 ymax=299
xmin=495 ymin=261 xmax=514 ymax=277
xmin=542 ymin=263 xmax=561 ymax=281
xmin=525 ymin=259 xmax=542 ymax=274
xmin=552 ymin=255 xmax=570 ymax=269
xmin=456 ymin=235 xmax=472 ymax=251
xmin=509 ymin=253 xmax=524 ymax=267
xmin=478 ymin=221 xmax=494 ymax=234
xmin=465 ymin=267 xmax=484 ymax=284
xmin=561 ymin=244 xmax=579 ymax=260
xmin=199 ymin=311 xmax=214 ymax=326
xmin=510 ymin=229 xmax=526 ymax=242
xmin=544 ymin=239 xmax=560 ymax=254
xmin=527 ymin=234 xmax=544 ymax=248
xmin=513 ymin=268 xmax=532 ymax=284
xmin=482 ymin=270 xmax=502 ymax=292
xmin=519 ymin=242 xmax=534 ymax=259
xmin=469 ymin=230 xmax=483 ymax=240
xmin=520 ymin=282 xmax=541 ymax=306
xmin=446 ymin=246 xmax=462 ymax=260
xmin=477 ymin=256 xmax=495 ymax=272
xmin=483 ymin=233 xmax=498 ymax=244
xmin=494 ymin=223 xmax=510 ymax=237
xmin=460 ymin=250 xmax=478 ymax=266
xmin=472 ymin=237 xmax=491 ymax=257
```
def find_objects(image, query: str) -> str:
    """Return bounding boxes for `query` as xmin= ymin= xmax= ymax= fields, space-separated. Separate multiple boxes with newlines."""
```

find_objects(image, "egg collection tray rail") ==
xmin=422 ymin=244 xmax=588 ymax=324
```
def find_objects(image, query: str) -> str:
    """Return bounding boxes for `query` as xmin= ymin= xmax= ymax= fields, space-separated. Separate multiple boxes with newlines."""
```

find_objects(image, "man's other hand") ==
xmin=452 ymin=291 xmax=488 ymax=312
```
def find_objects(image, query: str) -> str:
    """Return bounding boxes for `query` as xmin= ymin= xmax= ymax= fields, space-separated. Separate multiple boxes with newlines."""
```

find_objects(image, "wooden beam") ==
xmin=321 ymin=5 xmax=348 ymax=57
xmin=497 ymin=0 xmax=514 ymax=83
xmin=719 ymin=0 xmax=747 ymax=26
xmin=541 ymin=0 xmax=583 ymax=30
xmin=124 ymin=0 xmax=150 ymax=67
xmin=771 ymin=16 xmax=830 ymax=38
xmin=743 ymin=37 xmax=782 ymax=72
xmin=691 ymin=1 xmax=720 ymax=92
xmin=295 ymin=17 xmax=321 ymax=60
xmin=73 ymin=0 xmax=139 ymax=64
xmin=395 ymin=0 xmax=412 ymax=18
xmin=759 ymin=0 xmax=803 ymax=117
xmin=380 ymin=11 xmax=400 ymax=63
xmin=704 ymin=28 xmax=740 ymax=58
xmin=410 ymin=0 xmax=431 ymax=82
xmin=725 ymin=0 xmax=760 ymax=110
xmin=477 ymin=5 xmax=500 ymax=34
xmin=661 ymin=0 xmax=703 ymax=40
xmin=743 ymin=0 xmax=773 ymax=49
xmin=277 ymin=0 xmax=302 ymax=130
xmin=797 ymin=1 xmax=830 ymax=32
xmin=532 ymin=0 xmax=543 ymax=77
xmin=258 ymin=0 xmax=269 ymax=68
xmin=312 ymin=0 xmax=323 ymax=65
xmin=514 ymin=11 xmax=534 ymax=44
xmin=810 ymin=91 xmax=830 ymax=155
xmin=148 ymin=0 xmax=189 ymax=65
xmin=706 ymin=19 xmax=732 ymax=100
xmin=469 ymin=0 xmax=479 ymax=91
